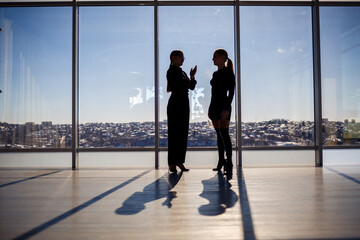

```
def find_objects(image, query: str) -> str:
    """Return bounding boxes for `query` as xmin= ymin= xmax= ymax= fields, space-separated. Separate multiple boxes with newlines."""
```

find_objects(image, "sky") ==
xmin=0 ymin=6 xmax=359 ymax=124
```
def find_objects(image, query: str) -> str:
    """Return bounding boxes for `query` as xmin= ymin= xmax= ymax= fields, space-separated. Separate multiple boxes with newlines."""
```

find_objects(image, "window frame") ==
xmin=1 ymin=0 xmax=359 ymax=169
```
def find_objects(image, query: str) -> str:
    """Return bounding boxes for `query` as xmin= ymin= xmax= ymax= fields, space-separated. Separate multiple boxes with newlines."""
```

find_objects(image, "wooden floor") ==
xmin=1 ymin=166 xmax=360 ymax=240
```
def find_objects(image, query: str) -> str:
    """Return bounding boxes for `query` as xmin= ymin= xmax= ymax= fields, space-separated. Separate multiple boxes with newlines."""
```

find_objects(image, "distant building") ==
xmin=42 ymin=121 xmax=53 ymax=128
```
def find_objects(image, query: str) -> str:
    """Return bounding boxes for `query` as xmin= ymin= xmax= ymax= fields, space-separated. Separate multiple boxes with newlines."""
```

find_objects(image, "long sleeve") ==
xmin=225 ymin=72 xmax=235 ymax=111
xmin=167 ymin=67 xmax=184 ymax=93
xmin=189 ymin=79 xmax=197 ymax=90
xmin=167 ymin=65 xmax=196 ymax=93
xmin=209 ymin=68 xmax=235 ymax=114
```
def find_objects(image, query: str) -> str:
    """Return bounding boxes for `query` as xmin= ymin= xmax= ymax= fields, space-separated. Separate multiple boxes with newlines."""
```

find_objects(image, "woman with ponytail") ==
xmin=208 ymin=49 xmax=235 ymax=176
xmin=167 ymin=50 xmax=197 ymax=173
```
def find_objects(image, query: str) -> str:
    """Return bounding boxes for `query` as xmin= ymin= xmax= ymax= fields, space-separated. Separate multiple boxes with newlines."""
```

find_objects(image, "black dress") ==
xmin=167 ymin=64 xmax=197 ymax=166
xmin=208 ymin=67 xmax=235 ymax=120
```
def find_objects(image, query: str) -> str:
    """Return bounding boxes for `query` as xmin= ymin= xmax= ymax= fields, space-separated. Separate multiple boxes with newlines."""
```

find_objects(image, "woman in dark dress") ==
xmin=167 ymin=50 xmax=197 ymax=173
xmin=208 ymin=49 xmax=235 ymax=176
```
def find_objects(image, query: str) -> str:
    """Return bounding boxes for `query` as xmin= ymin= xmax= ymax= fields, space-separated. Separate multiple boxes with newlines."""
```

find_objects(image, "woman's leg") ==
xmin=219 ymin=120 xmax=233 ymax=175
xmin=212 ymin=120 xmax=225 ymax=171
xmin=167 ymin=103 xmax=177 ymax=172
xmin=175 ymin=100 xmax=190 ymax=171
xmin=215 ymin=128 xmax=225 ymax=160
xmin=220 ymin=127 xmax=232 ymax=161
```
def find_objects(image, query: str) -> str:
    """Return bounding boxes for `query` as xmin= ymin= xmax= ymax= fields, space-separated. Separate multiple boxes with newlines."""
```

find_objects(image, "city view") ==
xmin=1 ymin=7 xmax=359 ymax=151
xmin=1 ymin=119 xmax=359 ymax=149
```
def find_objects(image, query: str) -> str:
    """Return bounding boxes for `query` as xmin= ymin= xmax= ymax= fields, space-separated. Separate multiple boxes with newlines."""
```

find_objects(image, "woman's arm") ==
xmin=225 ymin=73 xmax=235 ymax=111
xmin=189 ymin=65 xmax=197 ymax=90
xmin=189 ymin=79 xmax=197 ymax=90
xmin=167 ymin=67 xmax=182 ymax=92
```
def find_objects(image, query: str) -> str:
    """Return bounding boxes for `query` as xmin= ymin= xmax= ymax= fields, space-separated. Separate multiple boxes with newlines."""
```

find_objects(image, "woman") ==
xmin=208 ymin=49 xmax=235 ymax=176
xmin=167 ymin=50 xmax=197 ymax=173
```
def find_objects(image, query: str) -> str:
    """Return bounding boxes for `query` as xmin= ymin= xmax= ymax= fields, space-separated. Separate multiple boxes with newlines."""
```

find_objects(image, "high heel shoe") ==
xmin=176 ymin=163 xmax=189 ymax=172
xmin=212 ymin=159 xmax=226 ymax=171
xmin=169 ymin=165 xmax=177 ymax=173
xmin=225 ymin=160 xmax=233 ymax=176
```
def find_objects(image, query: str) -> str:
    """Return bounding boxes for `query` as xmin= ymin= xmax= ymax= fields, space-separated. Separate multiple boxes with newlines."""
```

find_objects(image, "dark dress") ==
xmin=208 ymin=67 xmax=235 ymax=164
xmin=167 ymin=64 xmax=197 ymax=166
xmin=208 ymin=67 xmax=235 ymax=120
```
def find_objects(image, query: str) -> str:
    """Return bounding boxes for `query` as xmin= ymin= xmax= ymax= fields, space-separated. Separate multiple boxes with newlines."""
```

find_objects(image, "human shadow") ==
xmin=198 ymin=172 xmax=238 ymax=216
xmin=115 ymin=171 xmax=182 ymax=215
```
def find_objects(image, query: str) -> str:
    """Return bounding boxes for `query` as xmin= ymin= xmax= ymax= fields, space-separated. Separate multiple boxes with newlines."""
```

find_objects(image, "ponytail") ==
xmin=226 ymin=58 xmax=234 ymax=72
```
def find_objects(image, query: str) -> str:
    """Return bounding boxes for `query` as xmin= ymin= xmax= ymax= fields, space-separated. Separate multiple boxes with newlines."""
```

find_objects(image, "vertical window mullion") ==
xmin=312 ymin=0 xmax=323 ymax=167
xmin=154 ymin=0 xmax=159 ymax=169
xmin=72 ymin=0 xmax=79 ymax=170
xmin=235 ymin=0 xmax=242 ymax=167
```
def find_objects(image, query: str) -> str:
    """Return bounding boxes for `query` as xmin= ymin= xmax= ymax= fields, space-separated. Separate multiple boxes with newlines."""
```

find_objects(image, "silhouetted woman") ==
xmin=208 ymin=49 xmax=235 ymax=176
xmin=167 ymin=50 xmax=197 ymax=173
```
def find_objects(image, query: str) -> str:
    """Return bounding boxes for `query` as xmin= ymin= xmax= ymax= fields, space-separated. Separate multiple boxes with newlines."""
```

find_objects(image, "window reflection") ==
xmin=1 ymin=4 xmax=358 ymax=156
xmin=159 ymin=6 xmax=235 ymax=147
xmin=79 ymin=7 xmax=154 ymax=148
xmin=240 ymin=6 xmax=314 ymax=147
xmin=0 ymin=7 xmax=72 ymax=149
xmin=320 ymin=7 xmax=360 ymax=146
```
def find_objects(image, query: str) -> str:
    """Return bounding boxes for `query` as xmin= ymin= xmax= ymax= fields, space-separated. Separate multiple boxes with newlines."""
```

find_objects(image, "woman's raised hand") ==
xmin=190 ymin=65 xmax=197 ymax=80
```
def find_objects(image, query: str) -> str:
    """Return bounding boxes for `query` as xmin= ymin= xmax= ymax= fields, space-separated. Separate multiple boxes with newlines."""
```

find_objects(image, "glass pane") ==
xmin=242 ymin=150 xmax=315 ymax=166
xmin=79 ymin=7 xmax=154 ymax=148
xmin=0 ymin=7 xmax=72 ymax=149
xmin=0 ymin=153 xmax=71 ymax=168
xmin=79 ymin=152 xmax=154 ymax=168
xmin=320 ymin=7 xmax=360 ymax=146
xmin=324 ymin=149 xmax=360 ymax=165
xmin=159 ymin=6 xmax=235 ymax=147
xmin=240 ymin=6 xmax=314 ymax=147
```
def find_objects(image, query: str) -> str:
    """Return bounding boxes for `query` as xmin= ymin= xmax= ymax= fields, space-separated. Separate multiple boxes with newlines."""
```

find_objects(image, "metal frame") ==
xmin=1 ymin=0 xmax=359 ymax=7
xmin=1 ymin=0 xmax=360 ymax=169
xmin=72 ymin=0 xmax=79 ymax=170
xmin=235 ymin=0 xmax=242 ymax=167
xmin=154 ymin=0 xmax=160 ymax=169
xmin=312 ymin=0 xmax=323 ymax=167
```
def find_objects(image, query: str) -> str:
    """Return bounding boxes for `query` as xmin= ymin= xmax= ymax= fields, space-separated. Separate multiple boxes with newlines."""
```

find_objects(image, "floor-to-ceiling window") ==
xmin=79 ymin=6 xmax=154 ymax=149
xmin=320 ymin=6 xmax=360 ymax=165
xmin=240 ymin=6 xmax=314 ymax=147
xmin=320 ymin=7 xmax=360 ymax=147
xmin=78 ymin=6 xmax=155 ymax=167
xmin=0 ymin=7 xmax=72 ymax=167
xmin=0 ymin=1 xmax=359 ymax=168
xmin=158 ymin=6 xmax=235 ymax=166
xmin=240 ymin=6 xmax=315 ymax=166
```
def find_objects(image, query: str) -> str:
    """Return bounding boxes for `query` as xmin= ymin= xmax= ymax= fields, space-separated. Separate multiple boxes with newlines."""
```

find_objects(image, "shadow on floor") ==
xmin=0 ymin=170 xmax=62 ymax=188
xmin=115 ymin=171 xmax=183 ymax=215
xmin=13 ymin=169 xmax=152 ymax=240
xmin=237 ymin=168 xmax=256 ymax=240
xmin=325 ymin=166 xmax=360 ymax=184
xmin=198 ymin=172 xmax=238 ymax=216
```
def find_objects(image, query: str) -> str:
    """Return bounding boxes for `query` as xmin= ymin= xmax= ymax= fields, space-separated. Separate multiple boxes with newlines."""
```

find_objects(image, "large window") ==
xmin=158 ymin=6 xmax=235 ymax=148
xmin=79 ymin=7 xmax=154 ymax=148
xmin=0 ymin=7 xmax=72 ymax=149
xmin=0 ymin=2 xmax=359 ymax=168
xmin=320 ymin=7 xmax=360 ymax=146
xmin=240 ymin=6 xmax=314 ymax=147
